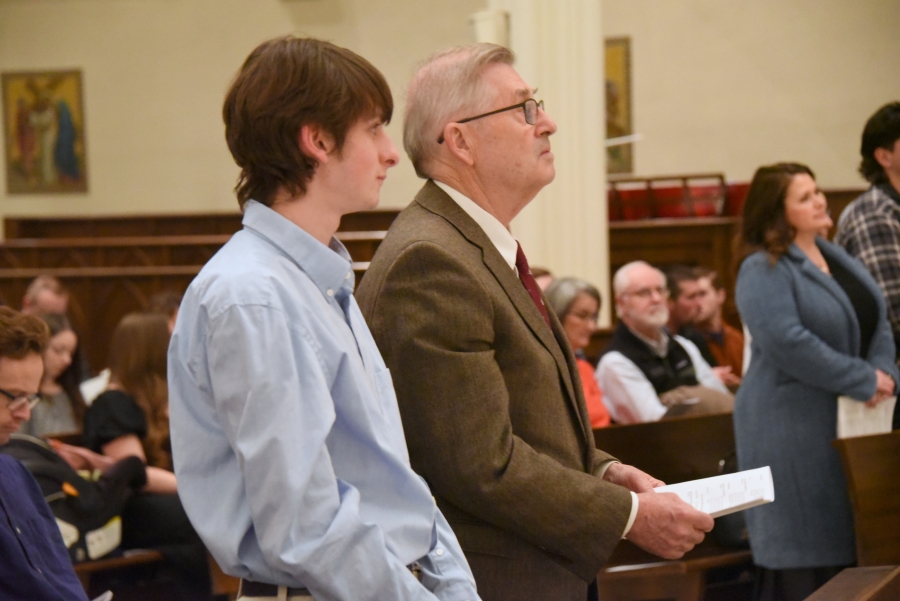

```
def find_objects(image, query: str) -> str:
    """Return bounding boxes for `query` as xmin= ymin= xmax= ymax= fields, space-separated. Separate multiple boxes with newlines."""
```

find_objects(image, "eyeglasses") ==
xmin=624 ymin=286 xmax=670 ymax=300
xmin=438 ymin=99 xmax=544 ymax=144
xmin=567 ymin=311 xmax=599 ymax=324
xmin=0 ymin=388 xmax=41 ymax=412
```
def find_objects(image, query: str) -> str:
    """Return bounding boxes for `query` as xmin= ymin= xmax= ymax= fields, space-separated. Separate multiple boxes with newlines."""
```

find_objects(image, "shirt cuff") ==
xmin=596 ymin=459 xmax=618 ymax=479
xmin=622 ymin=492 xmax=639 ymax=538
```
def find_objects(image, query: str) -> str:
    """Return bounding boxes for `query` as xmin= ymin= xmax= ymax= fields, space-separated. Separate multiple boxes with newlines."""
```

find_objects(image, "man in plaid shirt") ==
xmin=835 ymin=101 xmax=900 ymax=427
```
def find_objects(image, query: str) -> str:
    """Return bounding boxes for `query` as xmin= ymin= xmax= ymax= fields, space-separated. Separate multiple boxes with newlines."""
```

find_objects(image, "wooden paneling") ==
xmin=4 ymin=208 xmax=401 ymax=239
xmin=0 ymin=264 xmax=368 ymax=373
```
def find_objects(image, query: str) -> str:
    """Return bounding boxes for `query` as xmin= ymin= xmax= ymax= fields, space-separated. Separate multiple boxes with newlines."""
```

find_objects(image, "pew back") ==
xmin=594 ymin=412 xmax=735 ymax=485
xmin=832 ymin=431 xmax=900 ymax=567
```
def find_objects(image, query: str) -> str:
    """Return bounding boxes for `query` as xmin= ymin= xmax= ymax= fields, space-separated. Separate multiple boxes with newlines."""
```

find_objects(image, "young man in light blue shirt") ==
xmin=167 ymin=36 xmax=479 ymax=601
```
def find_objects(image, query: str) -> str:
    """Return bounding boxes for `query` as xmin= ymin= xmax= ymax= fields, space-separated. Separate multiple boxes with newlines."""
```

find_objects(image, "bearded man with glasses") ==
xmin=0 ymin=306 xmax=90 ymax=601
xmin=357 ymin=45 xmax=714 ymax=601
xmin=596 ymin=261 xmax=733 ymax=425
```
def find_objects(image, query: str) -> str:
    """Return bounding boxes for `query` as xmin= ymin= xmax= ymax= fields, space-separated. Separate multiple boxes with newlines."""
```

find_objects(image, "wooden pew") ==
xmin=73 ymin=549 xmax=165 ymax=594
xmin=0 ymin=231 xmax=385 ymax=269
xmin=805 ymin=566 xmax=900 ymax=601
xmin=594 ymin=413 xmax=752 ymax=601
xmin=0 ymin=263 xmax=368 ymax=372
xmin=832 ymin=431 xmax=900 ymax=566
xmin=4 ymin=208 xmax=401 ymax=239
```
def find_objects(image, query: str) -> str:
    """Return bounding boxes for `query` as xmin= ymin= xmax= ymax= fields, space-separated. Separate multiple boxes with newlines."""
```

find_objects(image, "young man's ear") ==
xmin=298 ymin=124 xmax=336 ymax=164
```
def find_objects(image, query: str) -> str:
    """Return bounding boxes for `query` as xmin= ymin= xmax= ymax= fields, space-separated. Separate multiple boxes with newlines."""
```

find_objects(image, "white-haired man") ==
xmin=596 ymin=261 xmax=733 ymax=424
xmin=357 ymin=45 xmax=713 ymax=601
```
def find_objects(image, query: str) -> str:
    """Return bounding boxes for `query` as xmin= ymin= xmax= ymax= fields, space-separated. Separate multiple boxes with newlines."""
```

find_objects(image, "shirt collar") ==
xmin=433 ymin=180 xmax=519 ymax=271
xmin=242 ymin=200 xmax=355 ymax=298
xmin=878 ymin=181 xmax=900 ymax=205
xmin=626 ymin=323 xmax=670 ymax=357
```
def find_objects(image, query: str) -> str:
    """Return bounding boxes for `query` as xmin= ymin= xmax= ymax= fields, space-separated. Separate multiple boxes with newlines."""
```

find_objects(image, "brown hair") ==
xmin=735 ymin=162 xmax=815 ymax=269
xmin=665 ymin=264 xmax=700 ymax=300
xmin=224 ymin=36 xmax=393 ymax=208
xmin=693 ymin=266 xmax=724 ymax=291
xmin=108 ymin=313 xmax=171 ymax=470
xmin=38 ymin=313 xmax=87 ymax=426
xmin=0 ymin=307 xmax=50 ymax=360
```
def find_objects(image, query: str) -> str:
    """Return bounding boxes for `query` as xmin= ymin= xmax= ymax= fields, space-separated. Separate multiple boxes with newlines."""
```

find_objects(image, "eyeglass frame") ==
xmin=622 ymin=286 xmax=670 ymax=300
xmin=0 ymin=388 xmax=41 ymax=412
xmin=437 ymin=99 xmax=544 ymax=144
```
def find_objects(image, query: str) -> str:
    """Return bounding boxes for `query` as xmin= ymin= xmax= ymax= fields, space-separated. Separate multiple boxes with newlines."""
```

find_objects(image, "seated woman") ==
xmin=82 ymin=312 xmax=211 ymax=600
xmin=20 ymin=313 xmax=86 ymax=438
xmin=544 ymin=277 xmax=611 ymax=428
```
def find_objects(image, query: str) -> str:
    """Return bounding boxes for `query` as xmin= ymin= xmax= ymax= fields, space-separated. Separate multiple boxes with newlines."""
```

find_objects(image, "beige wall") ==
xmin=603 ymin=0 xmax=900 ymax=188
xmin=0 ymin=0 xmax=482 ymax=221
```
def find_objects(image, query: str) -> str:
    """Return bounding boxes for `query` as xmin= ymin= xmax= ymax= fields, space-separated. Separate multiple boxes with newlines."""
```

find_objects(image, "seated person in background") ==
xmin=21 ymin=275 xmax=69 ymax=315
xmin=665 ymin=265 xmax=718 ymax=367
xmin=692 ymin=267 xmax=744 ymax=382
xmin=19 ymin=313 xmax=86 ymax=438
xmin=82 ymin=312 xmax=212 ymax=601
xmin=596 ymin=261 xmax=733 ymax=423
xmin=0 ymin=306 xmax=90 ymax=601
xmin=148 ymin=290 xmax=182 ymax=335
xmin=667 ymin=266 xmax=741 ymax=387
xmin=21 ymin=277 xmax=90 ymax=382
xmin=545 ymin=277 xmax=611 ymax=428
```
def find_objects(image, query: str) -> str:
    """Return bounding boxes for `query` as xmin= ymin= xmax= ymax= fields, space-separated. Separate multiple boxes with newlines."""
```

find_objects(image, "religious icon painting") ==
xmin=2 ymin=69 xmax=88 ymax=193
xmin=605 ymin=37 xmax=633 ymax=174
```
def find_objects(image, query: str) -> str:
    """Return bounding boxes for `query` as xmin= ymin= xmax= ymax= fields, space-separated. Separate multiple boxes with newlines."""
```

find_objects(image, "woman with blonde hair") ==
xmin=83 ymin=312 xmax=174 ymax=488
xmin=82 ymin=312 xmax=211 ymax=600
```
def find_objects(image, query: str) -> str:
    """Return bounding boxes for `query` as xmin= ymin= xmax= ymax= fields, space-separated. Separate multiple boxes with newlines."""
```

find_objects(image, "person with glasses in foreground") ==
xmin=596 ymin=261 xmax=733 ymax=424
xmin=0 ymin=306 xmax=90 ymax=601
xmin=356 ymin=44 xmax=713 ymax=601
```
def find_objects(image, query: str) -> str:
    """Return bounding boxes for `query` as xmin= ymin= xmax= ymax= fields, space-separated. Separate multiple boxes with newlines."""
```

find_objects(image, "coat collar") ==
xmin=413 ymin=180 xmax=589 ymax=436
xmin=784 ymin=239 xmax=879 ymax=356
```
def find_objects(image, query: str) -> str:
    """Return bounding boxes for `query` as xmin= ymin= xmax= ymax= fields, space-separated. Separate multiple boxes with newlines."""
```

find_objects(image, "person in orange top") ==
xmin=545 ymin=277 xmax=611 ymax=428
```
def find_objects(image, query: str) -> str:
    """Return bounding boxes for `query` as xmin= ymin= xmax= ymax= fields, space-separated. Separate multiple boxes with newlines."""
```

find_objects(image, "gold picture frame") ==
xmin=605 ymin=37 xmax=632 ymax=174
xmin=2 ymin=69 xmax=88 ymax=193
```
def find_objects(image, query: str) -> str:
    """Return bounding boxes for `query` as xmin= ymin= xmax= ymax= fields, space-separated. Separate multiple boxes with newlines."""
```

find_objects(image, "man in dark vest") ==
xmin=596 ymin=261 xmax=733 ymax=424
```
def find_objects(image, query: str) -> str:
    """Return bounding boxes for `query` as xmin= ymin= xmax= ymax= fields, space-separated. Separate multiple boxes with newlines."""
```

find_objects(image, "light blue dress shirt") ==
xmin=168 ymin=200 xmax=478 ymax=601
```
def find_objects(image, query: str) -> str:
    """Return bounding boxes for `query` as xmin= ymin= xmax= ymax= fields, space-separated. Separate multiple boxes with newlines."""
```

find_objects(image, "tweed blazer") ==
xmin=735 ymin=240 xmax=899 ymax=569
xmin=356 ymin=181 xmax=632 ymax=596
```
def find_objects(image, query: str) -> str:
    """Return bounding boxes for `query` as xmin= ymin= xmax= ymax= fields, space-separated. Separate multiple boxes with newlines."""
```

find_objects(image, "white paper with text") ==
xmin=837 ymin=395 xmax=896 ymax=439
xmin=653 ymin=466 xmax=774 ymax=518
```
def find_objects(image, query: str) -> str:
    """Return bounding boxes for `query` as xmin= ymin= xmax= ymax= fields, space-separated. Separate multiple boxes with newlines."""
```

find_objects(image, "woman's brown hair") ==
xmin=38 ymin=312 xmax=88 ymax=427
xmin=734 ymin=162 xmax=815 ymax=270
xmin=107 ymin=313 xmax=172 ymax=470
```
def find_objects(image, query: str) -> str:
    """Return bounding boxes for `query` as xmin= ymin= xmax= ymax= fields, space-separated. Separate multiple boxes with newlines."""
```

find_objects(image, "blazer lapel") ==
xmin=415 ymin=181 xmax=587 ymax=434
xmin=788 ymin=243 xmax=861 ymax=354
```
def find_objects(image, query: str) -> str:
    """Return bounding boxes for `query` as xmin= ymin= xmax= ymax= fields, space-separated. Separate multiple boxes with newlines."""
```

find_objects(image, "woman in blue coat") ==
xmin=735 ymin=162 xmax=898 ymax=601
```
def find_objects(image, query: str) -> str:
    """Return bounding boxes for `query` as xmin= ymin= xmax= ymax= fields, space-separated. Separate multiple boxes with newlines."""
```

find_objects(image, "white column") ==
xmin=476 ymin=0 xmax=610 ymax=325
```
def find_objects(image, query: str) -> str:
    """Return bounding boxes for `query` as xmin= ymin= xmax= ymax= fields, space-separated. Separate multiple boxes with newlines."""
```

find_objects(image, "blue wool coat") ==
xmin=735 ymin=240 xmax=898 ymax=569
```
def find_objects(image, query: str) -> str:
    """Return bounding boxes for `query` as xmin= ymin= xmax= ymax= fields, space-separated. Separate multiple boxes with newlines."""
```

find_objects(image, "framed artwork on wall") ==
xmin=605 ymin=37 xmax=632 ymax=174
xmin=2 ymin=69 xmax=88 ymax=194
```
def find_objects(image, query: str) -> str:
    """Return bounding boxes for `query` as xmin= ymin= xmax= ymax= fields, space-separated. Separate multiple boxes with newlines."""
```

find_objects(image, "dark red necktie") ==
xmin=515 ymin=242 xmax=552 ymax=328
